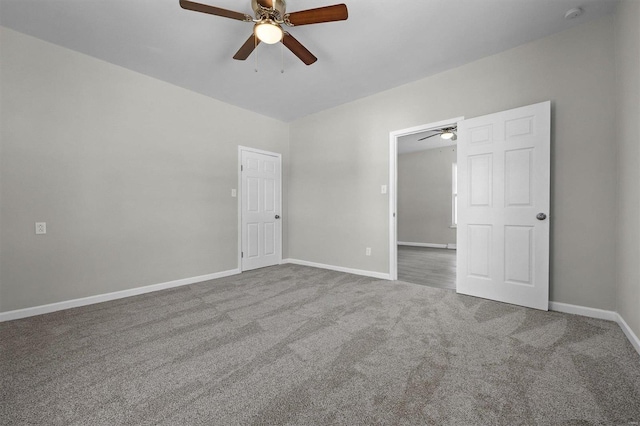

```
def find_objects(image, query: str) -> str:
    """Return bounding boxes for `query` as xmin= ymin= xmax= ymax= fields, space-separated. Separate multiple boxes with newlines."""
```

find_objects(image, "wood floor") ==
xmin=397 ymin=245 xmax=456 ymax=290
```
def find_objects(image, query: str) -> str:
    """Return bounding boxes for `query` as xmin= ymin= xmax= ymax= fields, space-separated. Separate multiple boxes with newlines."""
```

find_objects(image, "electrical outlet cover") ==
xmin=35 ymin=222 xmax=46 ymax=234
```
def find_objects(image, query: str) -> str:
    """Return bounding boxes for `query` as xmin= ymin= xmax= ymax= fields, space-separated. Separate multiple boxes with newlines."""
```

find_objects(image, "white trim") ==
xmin=389 ymin=116 xmax=464 ymax=281
xmin=447 ymin=243 xmax=457 ymax=250
xmin=238 ymin=146 xmax=283 ymax=273
xmin=616 ymin=313 xmax=640 ymax=355
xmin=398 ymin=241 xmax=448 ymax=249
xmin=282 ymin=258 xmax=391 ymax=280
xmin=549 ymin=301 xmax=640 ymax=356
xmin=0 ymin=269 xmax=240 ymax=322
xmin=389 ymin=133 xmax=398 ymax=281
xmin=237 ymin=147 xmax=243 ymax=272
xmin=549 ymin=301 xmax=618 ymax=321
xmin=452 ymin=162 xmax=458 ymax=227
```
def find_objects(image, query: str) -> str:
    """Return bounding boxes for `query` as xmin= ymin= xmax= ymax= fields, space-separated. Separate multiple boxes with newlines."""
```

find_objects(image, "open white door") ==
xmin=240 ymin=148 xmax=282 ymax=271
xmin=456 ymin=101 xmax=550 ymax=310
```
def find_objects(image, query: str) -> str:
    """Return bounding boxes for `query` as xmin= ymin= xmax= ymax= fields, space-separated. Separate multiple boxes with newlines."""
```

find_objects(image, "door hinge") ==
xmin=241 ymin=165 xmax=243 ymax=172
xmin=241 ymin=251 xmax=243 ymax=258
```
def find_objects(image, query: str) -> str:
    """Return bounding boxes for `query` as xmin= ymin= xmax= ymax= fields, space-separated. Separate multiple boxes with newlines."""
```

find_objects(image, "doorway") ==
xmin=389 ymin=101 xmax=551 ymax=310
xmin=389 ymin=117 xmax=463 ymax=288
xmin=397 ymin=144 xmax=458 ymax=290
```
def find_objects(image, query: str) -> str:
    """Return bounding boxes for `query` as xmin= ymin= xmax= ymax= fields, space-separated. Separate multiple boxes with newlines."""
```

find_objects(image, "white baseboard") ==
xmin=615 ymin=313 xmax=640 ymax=355
xmin=0 ymin=269 xmax=240 ymax=322
xmin=549 ymin=301 xmax=640 ymax=356
xmin=398 ymin=241 xmax=456 ymax=250
xmin=282 ymin=258 xmax=391 ymax=280
xmin=549 ymin=301 xmax=618 ymax=321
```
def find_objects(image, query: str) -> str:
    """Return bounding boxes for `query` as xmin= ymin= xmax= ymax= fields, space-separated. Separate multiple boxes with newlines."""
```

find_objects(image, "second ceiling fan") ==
xmin=418 ymin=127 xmax=457 ymax=141
xmin=180 ymin=0 xmax=349 ymax=65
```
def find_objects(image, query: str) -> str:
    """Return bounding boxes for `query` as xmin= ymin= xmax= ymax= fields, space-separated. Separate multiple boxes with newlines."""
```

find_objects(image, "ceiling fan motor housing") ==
xmin=252 ymin=0 xmax=287 ymax=22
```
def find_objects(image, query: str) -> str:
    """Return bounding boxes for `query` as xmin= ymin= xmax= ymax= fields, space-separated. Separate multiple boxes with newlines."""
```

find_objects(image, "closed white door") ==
xmin=241 ymin=149 xmax=282 ymax=271
xmin=456 ymin=101 xmax=550 ymax=310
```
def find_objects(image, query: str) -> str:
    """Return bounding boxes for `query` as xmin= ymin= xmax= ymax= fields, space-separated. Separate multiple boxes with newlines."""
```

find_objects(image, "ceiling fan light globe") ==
xmin=254 ymin=20 xmax=283 ymax=44
xmin=441 ymin=131 xmax=454 ymax=140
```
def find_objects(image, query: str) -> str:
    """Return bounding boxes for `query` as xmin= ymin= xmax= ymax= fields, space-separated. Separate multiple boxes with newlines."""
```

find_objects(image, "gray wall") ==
xmin=614 ymin=1 xmax=640 ymax=340
xmin=0 ymin=28 xmax=290 ymax=312
xmin=289 ymin=16 xmax=618 ymax=311
xmin=397 ymin=148 xmax=457 ymax=245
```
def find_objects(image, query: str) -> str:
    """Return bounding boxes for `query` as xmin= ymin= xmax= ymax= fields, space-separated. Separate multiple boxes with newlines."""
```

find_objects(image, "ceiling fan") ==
xmin=418 ymin=127 xmax=457 ymax=141
xmin=179 ymin=0 xmax=349 ymax=65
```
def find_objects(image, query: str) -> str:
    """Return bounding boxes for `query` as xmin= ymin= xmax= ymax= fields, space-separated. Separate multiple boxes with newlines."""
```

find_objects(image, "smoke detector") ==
xmin=564 ymin=7 xmax=584 ymax=20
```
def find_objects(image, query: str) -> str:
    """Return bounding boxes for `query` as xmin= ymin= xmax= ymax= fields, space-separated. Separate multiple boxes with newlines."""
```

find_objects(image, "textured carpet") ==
xmin=1 ymin=264 xmax=639 ymax=425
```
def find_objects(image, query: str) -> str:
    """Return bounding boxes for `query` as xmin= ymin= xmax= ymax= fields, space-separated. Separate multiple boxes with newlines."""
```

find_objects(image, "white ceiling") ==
xmin=0 ymin=0 xmax=617 ymax=122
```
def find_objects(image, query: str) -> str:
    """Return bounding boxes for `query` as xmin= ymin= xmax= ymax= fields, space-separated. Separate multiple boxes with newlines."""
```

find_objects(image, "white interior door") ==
xmin=456 ymin=101 xmax=550 ymax=310
xmin=241 ymin=149 xmax=282 ymax=271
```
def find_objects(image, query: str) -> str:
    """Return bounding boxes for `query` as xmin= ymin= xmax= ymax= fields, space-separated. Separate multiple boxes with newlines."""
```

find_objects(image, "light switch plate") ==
xmin=35 ymin=222 xmax=46 ymax=234
xmin=231 ymin=189 xmax=237 ymax=197
xmin=381 ymin=185 xmax=387 ymax=194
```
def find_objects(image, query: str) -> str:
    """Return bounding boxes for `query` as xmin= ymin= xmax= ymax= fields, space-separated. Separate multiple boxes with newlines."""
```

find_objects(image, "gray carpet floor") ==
xmin=1 ymin=264 xmax=639 ymax=425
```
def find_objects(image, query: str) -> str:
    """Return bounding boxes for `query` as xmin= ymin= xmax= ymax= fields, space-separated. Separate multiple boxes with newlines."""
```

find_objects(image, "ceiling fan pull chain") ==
xmin=281 ymin=43 xmax=285 ymax=74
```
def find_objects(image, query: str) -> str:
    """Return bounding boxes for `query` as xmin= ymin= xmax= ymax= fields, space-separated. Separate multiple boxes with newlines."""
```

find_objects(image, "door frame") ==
xmin=237 ymin=146 xmax=283 ymax=272
xmin=388 ymin=116 xmax=464 ymax=281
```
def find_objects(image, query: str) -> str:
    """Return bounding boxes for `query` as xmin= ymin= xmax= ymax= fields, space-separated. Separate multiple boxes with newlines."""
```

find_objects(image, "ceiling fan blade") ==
xmin=417 ymin=133 xmax=441 ymax=141
xmin=179 ymin=0 xmax=250 ymax=21
xmin=233 ymin=34 xmax=260 ymax=60
xmin=286 ymin=4 xmax=348 ymax=26
xmin=282 ymin=33 xmax=317 ymax=65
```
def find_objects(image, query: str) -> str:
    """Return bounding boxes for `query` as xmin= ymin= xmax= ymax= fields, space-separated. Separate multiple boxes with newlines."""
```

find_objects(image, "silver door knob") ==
xmin=536 ymin=213 xmax=547 ymax=220
xmin=275 ymin=215 xmax=280 ymax=219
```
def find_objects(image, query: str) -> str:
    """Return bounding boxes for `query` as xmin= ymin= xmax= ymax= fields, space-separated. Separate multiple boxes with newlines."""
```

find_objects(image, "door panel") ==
xmin=468 ymin=225 xmax=492 ymax=279
xmin=505 ymin=149 xmax=533 ymax=206
xmin=241 ymin=149 xmax=282 ymax=271
xmin=247 ymin=177 xmax=260 ymax=211
xmin=264 ymin=179 xmax=275 ymax=212
xmin=457 ymin=101 xmax=550 ymax=310
xmin=470 ymin=125 xmax=493 ymax=145
xmin=264 ymin=222 xmax=275 ymax=256
xmin=247 ymin=223 xmax=260 ymax=258
xmin=469 ymin=154 xmax=493 ymax=206
xmin=505 ymin=115 xmax=534 ymax=139
xmin=504 ymin=225 xmax=533 ymax=285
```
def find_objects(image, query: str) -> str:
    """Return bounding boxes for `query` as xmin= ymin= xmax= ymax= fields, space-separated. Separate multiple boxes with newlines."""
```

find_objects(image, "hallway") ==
xmin=397 ymin=246 xmax=456 ymax=290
